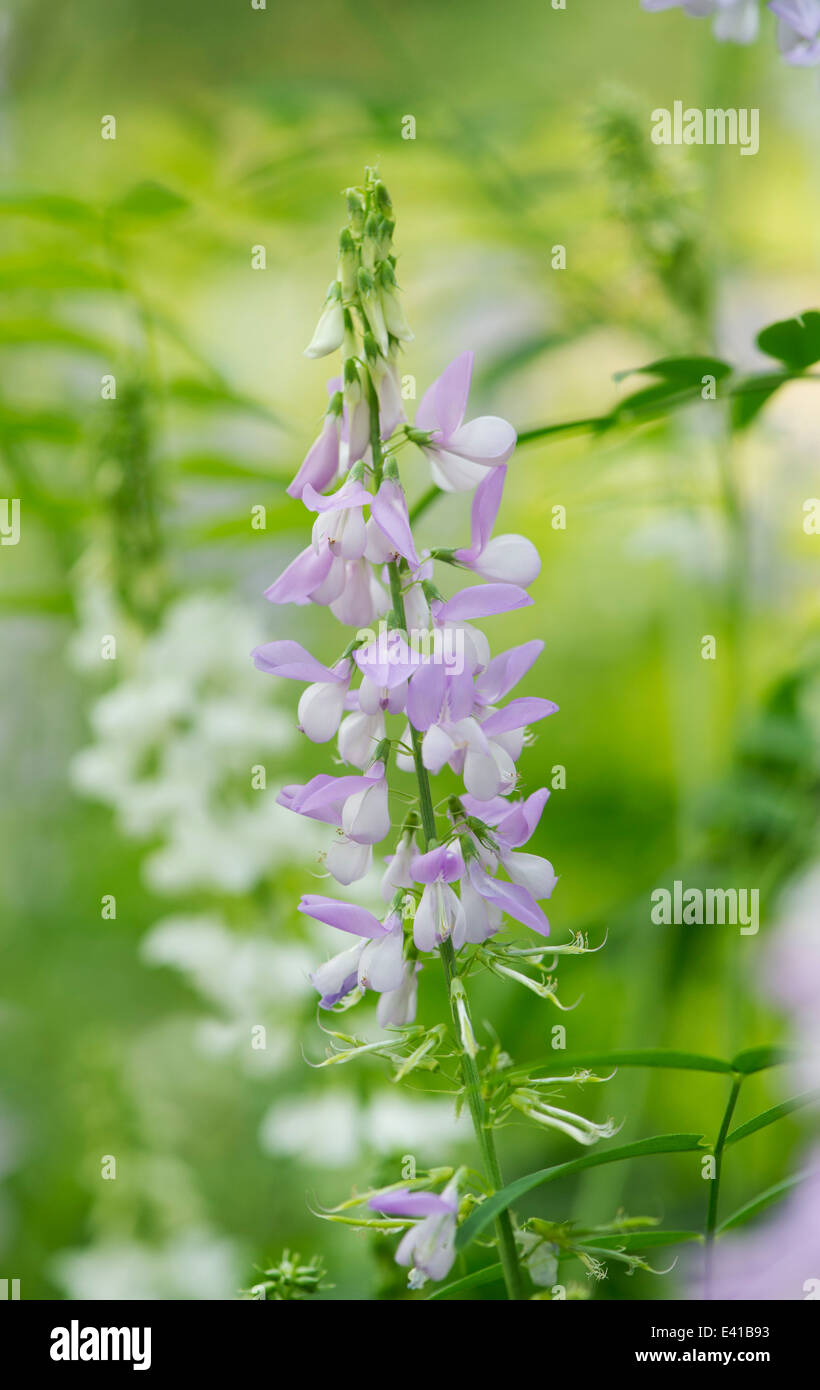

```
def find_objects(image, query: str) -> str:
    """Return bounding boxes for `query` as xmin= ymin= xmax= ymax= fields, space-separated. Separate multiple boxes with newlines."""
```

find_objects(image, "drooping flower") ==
xmin=410 ymin=845 xmax=467 ymax=951
xmin=413 ymin=352 xmax=517 ymax=492
xmin=286 ymin=392 xmax=343 ymax=500
xmin=369 ymin=1180 xmax=459 ymax=1286
xmin=453 ymin=468 xmax=541 ymax=586
xmin=304 ymin=282 xmax=345 ymax=358
xmin=251 ymin=641 xmax=351 ymax=743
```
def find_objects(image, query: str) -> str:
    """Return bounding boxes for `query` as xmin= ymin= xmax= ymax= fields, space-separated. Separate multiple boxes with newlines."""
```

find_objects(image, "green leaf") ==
xmin=614 ymin=356 xmax=732 ymax=386
xmin=456 ymin=1134 xmax=706 ymax=1253
xmin=111 ymin=181 xmax=189 ymax=219
xmin=730 ymin=1045 xmax=798 ymax=1075
xmin=717 ymin=1172 xmax=809 ymax=1234
xmin=508 ymin=1049 xmax=733 ymax=1082
xmin=725 ymin=1091 xmax=819 ymax=1147
xmin=426 ymin=1263 xmax=504 ymax=1300
xmin=757 ymin=310 xmax=820 ymax=371
xmin=729 ymin=373 xmax=791 ymax=430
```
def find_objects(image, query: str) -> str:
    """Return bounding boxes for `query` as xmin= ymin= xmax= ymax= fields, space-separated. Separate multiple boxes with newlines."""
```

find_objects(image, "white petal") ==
xmin=297 ymin=681 xmax=347 ymax=742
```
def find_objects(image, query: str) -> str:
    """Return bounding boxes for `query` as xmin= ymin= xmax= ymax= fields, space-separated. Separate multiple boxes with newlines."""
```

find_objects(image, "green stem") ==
xmin=366 ymin=369 xmax=524 ymax=1301
xmin=705 ymin=1074 xmax=742 ymax=1290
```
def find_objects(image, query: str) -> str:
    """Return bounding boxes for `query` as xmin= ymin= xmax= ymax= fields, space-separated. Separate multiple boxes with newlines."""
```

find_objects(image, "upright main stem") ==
xmin=367 ymin=373 xmax=524 ymax=1300
xmin=705 ymin=1074 xmax=742 ymax=1292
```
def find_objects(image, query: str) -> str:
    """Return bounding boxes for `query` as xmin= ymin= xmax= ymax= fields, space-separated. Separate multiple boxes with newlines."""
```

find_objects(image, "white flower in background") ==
xmin=70 ymin=593 xmax=320 ymax=894
xmin=259 ymin=1091 xmax=468 ymax=1169
xmin=51 ymin=1227 xmax=242 ymax=1301
xmin=141 ymin=914 xmax=315 ymax=1073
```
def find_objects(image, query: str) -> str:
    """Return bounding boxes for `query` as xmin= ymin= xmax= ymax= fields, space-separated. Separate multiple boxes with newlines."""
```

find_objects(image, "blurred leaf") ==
xmin=725 ymin=1091 xmax=819 ymax=1147
xmin=110 ymin=181 xmax=189 ymax=219
xmin=614 ymin=379 xmax=704 ymax=424
xmin=582 ymin=1229 xmax=702 ymax=1251
xmin=174 ymin=451 xmax=289 ymax=485
xmin=0 ymin=405 xmax=81 ymax=442
xmin=182 ymin=509 xmax=296 ymax=543
xmin=729 ymin=372 xmax=791 ymax=430
xmin=456 ymin=1134 xmax=707 ymax=1252
xmin=510 ymin=1049 xmax=733 ymax=1081
xmin=0 ymin=192 xmax=97 ymax=224
xmin=730 ymin=1045 xmax=798 ymax=1075
xmin=614 ymin=356 xmax=731 ymax=386
xmin=0 ymin=590 xmax=72 ymax=615
xmin=517 ymin=415 xmax=612 ymax=445
xmin=717 ymin=1173 xmax=809 ymax=1233
xmin=0 ymin=259 xmax=119 ymax=291
xmin=166 ymin=376 xmax=282 ymax=424
xmin=757 ymin=310 xmax=820 ymax=371
xmin=0 ymin=317 xmax=116 ymax=357
xmin=426 ymin=1263 xmax=504 ymax=1300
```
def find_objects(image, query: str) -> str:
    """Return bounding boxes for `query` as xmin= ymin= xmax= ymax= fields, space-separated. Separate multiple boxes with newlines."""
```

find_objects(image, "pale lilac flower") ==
xmin=369 ymin=479 xmax=420 ymax=568
xmin=380 ymin=830 xmax=417 ymax=900
xmin=454 ymin=468 xmax=541 ymax=586
xmin=337 ymin=709 xmax=385 ymax=769
xmin=307 ymin=913 xmax=405 ymax=1008
xmin=286 ymin=395 xmax=343 ymax=500
xmin=341 ymin=766 xmax=391 ymax=844
xmin=642 ymin=0 xmax=759 ymax=43
xmin=277 ymin=763 xmax=386 ymax=828
xmin=304 ymin=284 xmax=345 ymax=358
xmin=377 ymin=961 xmax=420 ymax=1027
xmin=411 ymin=845 xmax=467 ymax=951
xmin=329 ymin=557 xmax=389 ymax=629
xmin=770 ymin=0 xmax=820 ymax=62
xmin=251 ymin=642 xmax=351 ymax=743
xmin=298 ymin=892 xmax=392 ymax=938
xmin=370 ymin=1180 xmax=459 ymax=1285
xmin=467 ymin=859 xmax=550 ymax=936
xmin=326 ymin=833 xmax=373 ymax=885
xmin=415 ymin=352 xmax=517 ymax=493
xmin=304 ymin=479 xmax=371 ymax=562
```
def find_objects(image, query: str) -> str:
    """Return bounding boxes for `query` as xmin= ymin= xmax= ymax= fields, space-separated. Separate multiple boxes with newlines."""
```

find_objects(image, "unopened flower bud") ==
xmin=304 ymin=281 xmax=344 ymax=359
xmin=338 ymin=227 xmax=358 ymax=300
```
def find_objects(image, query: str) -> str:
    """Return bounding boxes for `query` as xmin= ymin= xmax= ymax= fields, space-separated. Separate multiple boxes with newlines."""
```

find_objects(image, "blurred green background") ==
xmin=1 ymin=0 xmax=818 ymax=1299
